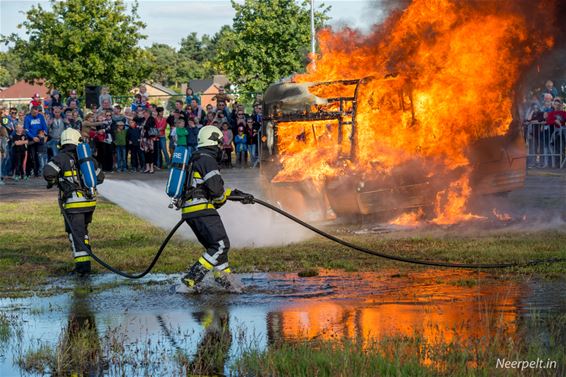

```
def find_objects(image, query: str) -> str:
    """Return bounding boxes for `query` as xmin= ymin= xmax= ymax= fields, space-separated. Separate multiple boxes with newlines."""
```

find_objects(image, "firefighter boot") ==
xmin=213 ymin=269 xmax=242 ymax=293
xmin=182 ymin=260 xmax=210 ymax=293
xmin=75 ymin=235 xmax=92 ymax=275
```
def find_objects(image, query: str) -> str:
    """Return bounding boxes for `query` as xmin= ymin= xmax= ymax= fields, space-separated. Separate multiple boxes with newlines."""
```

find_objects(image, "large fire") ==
xmin=274 ymin=0 xmax=555 ymax=223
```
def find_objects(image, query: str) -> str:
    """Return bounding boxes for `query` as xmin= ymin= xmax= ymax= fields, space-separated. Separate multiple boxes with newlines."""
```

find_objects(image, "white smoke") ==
xmin=98 ymin=179 xmax=312 ymax=248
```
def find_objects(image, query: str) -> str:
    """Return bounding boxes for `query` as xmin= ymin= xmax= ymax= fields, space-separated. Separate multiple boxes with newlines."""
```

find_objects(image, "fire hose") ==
xmin=58 ymin=194 xmax=565 ymax=280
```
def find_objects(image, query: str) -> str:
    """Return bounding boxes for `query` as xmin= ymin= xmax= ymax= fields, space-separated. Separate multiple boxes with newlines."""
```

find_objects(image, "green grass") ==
xmin=235 ymin=314 xmax=566 ymax=377
xmin=0 ymin=199 xmax=565 ymax=290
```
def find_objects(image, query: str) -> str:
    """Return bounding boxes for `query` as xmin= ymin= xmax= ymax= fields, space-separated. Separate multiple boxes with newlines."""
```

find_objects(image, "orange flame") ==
xmin=274 ymin=0 xmax=554 ymax=224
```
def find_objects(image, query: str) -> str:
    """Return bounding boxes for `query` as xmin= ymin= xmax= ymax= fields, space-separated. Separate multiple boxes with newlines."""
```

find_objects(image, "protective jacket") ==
xmin=182 ymin=146 xmax=231 ymax=218
xmin=43 ymin=144 xmax=104 ymax=213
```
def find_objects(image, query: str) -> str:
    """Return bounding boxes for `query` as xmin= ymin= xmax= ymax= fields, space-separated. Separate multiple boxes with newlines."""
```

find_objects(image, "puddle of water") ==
xmin=0 ymin=270 xmax=564 ymax=376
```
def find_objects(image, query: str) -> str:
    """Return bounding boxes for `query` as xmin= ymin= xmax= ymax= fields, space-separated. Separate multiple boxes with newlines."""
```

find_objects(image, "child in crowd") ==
xmin=234 ymin=126 xmax=248 ymax=167
xmin=221 ymin=121 xmax=234 ymax=168
xmin=36 ymin=129 xmax=48 ymax=174
xmin=11 ymin=125 xmax=29 ymax=180
xmin=174 ymin=117 xmax=188 ymax=148
xmin=98 ymin=86 xmax=113 ymax=108
xmin=115 ymin=121 xmax=127 ymax=172
xmin=127 ymin=120 xmax=143 ymax=172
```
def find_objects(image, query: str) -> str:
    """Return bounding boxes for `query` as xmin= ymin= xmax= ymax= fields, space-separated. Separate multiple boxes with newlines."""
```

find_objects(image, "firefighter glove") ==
xmin=229 ymin=189 xmax=255 ymax=204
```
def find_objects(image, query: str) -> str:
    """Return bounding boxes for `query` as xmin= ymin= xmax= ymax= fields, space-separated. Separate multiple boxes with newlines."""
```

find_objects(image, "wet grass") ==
xmin=1 ymin=199 xmax=565 ymax=291
xmin=235 ymin=314 xmax=566 ymax=377
xmin=0 ymin=312 xmax=10 ymax=343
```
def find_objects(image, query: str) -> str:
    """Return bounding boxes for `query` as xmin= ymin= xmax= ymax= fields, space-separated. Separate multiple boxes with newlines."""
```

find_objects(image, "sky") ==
xmin=0 ymin=0 xmax=383 ymax=51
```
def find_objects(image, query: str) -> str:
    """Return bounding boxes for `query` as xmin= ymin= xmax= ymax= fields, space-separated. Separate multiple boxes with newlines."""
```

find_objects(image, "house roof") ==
xmin=0 ymin=80 xmax=50 ymax=99
xmin=145 ymin=82 xmax=179 ymax=96
xmin=189 ymin=75 xmax=229 ymax=94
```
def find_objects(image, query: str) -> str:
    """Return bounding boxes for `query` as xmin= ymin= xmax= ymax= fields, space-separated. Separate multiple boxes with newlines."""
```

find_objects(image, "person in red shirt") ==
xmin=544 ymin=97 xmax=566 ymax=167
xmin=154 ymin=106 xmax=169 ymax=168
xmin=29 ymin=93 xmax=44 ymax=112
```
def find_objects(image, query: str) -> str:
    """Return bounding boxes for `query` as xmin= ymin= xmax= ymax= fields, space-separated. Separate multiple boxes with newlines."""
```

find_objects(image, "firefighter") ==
xmin=43 ymin=128 xmax=104 ymax=275
xmin=181 ymin=125 xmax=253 ymax=292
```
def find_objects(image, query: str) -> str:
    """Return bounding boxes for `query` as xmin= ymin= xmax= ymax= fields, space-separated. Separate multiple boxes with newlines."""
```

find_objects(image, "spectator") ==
xmin=50 ymin=90 xmax=63 ymax=112
xmin=540 ymin=80 xmax=559 ymax=101
xmin=215 ymin=111 xmax=228 ymax=130
xmin=220 ymin=121 xmax=233 ymax=168
xmin=24 ymin=106 xmax=48 ymax=177
xmin=29 ymin=93 xmax=44 ymax=112
xmin=188 ymin=99 xmax=206 ymax=125
xmin=234 ymin=126 xmax=248 ymax=167
xmin=205 ymin=111 xmax=216 ymax=126
xmin=186 ymin=118 xmax=199 ymax=159
xmin=48 ymin=106 xmax=65 ymax=157
xmin=544 ymin=97 xmax=566 ymax=167
xmin=1 ymin=107 xmax=18 ymax=178
xmin=114 ymin=121 xmax=127 ymax=172
xmin=111 ymin=105 xmax=128 ymax=127
xmin=66 ymin=89 xmax=80 ymax=108
xmin=205 ymin=103 xmax=215 ymax=115
xmin=91 ymin=114 xmax=113 ymax=172
xmin=245 ymin=117 xmax=259 ymax=167
xmin=174 ymin=116 xmax=188 ymax=149
xmin=127 ymin=120 xmax=142 ymax=172
xmin=168 ymin=101 xmax=187 ymax=126
xmin=185 ymin=87 xmax=201 ymax=106
xmin=139 ymin=84 xmax=149 ymax=101
xmin=155 ymin=106 xmax=169 ymax=168
xmin=233 ymin=109 xmax=246 ymax=130
xmin=131 ymin=94 xmax=147 ymax=112
xmin=167 ymin=110 xmax=181 ymax=157
xmin=11 ymin=124 xmax=29 ymax=180
xmin=36 ymin=129 xmax=48 ymax=174
xmin=216 ymin=101 xmax=230 ymax=119
xmin=67 ymin=99 xmax=84 ymax=119
xmin=251 ymin=103 xmax=263 ymax=126
xmin=212 ymin=85 xmax=232 ymax=106
xmin=97 ymin=99 xmax=113 ymax=115
xmin=98 ymin=86 xmax=113 ymax=108
xmin=140 ymin=108 xmax=158 ymax=173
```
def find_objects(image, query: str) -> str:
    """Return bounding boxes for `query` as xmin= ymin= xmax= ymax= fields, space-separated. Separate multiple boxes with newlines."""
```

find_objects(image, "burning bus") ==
xmin=259 ymin=76 xmax=526 ymax=220
xmin=256 ymin=0 xmax=556 ymax=223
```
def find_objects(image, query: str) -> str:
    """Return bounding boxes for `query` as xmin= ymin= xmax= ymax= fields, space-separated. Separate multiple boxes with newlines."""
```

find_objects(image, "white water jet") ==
xmin=98 ymin=179 xmax=312 ymax=248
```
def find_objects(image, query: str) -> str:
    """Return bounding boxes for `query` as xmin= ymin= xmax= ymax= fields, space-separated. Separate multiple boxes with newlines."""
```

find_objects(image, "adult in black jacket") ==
xmin=181 ymin=125 xmax=253 ymax=292
xmin=43 ymin=128 xmax=104 ymax=275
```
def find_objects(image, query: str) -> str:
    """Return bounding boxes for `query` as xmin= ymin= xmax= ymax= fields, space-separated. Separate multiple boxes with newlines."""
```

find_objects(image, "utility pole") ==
xmin=310 ymin=0 xmax=316 ymax=70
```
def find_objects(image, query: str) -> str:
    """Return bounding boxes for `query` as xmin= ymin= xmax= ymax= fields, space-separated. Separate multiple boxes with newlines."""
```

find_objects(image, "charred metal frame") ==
xmin=263 ymin=78 xmax=364 ymax=160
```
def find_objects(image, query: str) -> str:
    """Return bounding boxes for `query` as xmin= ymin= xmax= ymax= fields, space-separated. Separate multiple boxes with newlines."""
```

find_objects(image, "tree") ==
xmin=0 ymin=49 xmax=20 ymax=87
xmin=214 ymin=0 xmax=330 ymax=95
xmin=146 ymin=43 xmax=179 ymax=86
xmin=1 ymin=0 xmax=153 ymax=94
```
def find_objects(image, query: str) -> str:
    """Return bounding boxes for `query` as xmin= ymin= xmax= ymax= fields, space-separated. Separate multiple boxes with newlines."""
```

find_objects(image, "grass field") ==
xmin=1 ymin=199 xmax=565 ymax=290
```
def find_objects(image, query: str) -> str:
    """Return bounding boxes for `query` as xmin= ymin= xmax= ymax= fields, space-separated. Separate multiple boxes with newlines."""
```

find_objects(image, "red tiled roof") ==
xmin=0 ymin=80 xmax=50 ymax=99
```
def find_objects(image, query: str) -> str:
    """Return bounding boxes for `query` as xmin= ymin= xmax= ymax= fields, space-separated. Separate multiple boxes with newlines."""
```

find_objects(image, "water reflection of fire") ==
xmin=267 ymin=270 xmax=520 ymax=365
xmin=275 ymin=0 xmax=555 ymax=224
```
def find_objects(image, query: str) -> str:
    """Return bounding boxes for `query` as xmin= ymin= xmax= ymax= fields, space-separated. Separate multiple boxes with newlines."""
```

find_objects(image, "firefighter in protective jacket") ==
xmin=181 ymin=125 xmax=253 ymax=292
xmin=43 ymin=128 xmax=104 ymax=275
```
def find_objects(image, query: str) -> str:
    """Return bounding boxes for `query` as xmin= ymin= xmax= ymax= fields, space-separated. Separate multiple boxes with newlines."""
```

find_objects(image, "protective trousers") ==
xmin=186 ymin=215 xmax=231 ymax=272
xmin=64 ymin=211 xmax=93 ymax=274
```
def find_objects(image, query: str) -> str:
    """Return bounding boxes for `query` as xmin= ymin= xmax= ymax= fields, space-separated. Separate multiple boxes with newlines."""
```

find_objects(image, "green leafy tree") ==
xmin=146 ymin=43 xmax=179 ymax=86
xmin=214 ymin=0 xmax=330 ymax=95
xmin=1 ymin=0 xmax=153 ymax=94
xmin=0 ymin=49 xmax=21 ymax=87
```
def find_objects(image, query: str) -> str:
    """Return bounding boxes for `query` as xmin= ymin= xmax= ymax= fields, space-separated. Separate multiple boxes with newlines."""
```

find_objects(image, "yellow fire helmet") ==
xmin=60 ymin=128 xmax=82 ymax=146
xmin=197 ymin=125 xmax=223 ymax=148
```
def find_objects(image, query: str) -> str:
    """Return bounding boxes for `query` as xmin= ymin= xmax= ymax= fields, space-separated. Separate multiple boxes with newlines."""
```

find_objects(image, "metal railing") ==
xmin=524 ymin=121 xmax=566 ymax=169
